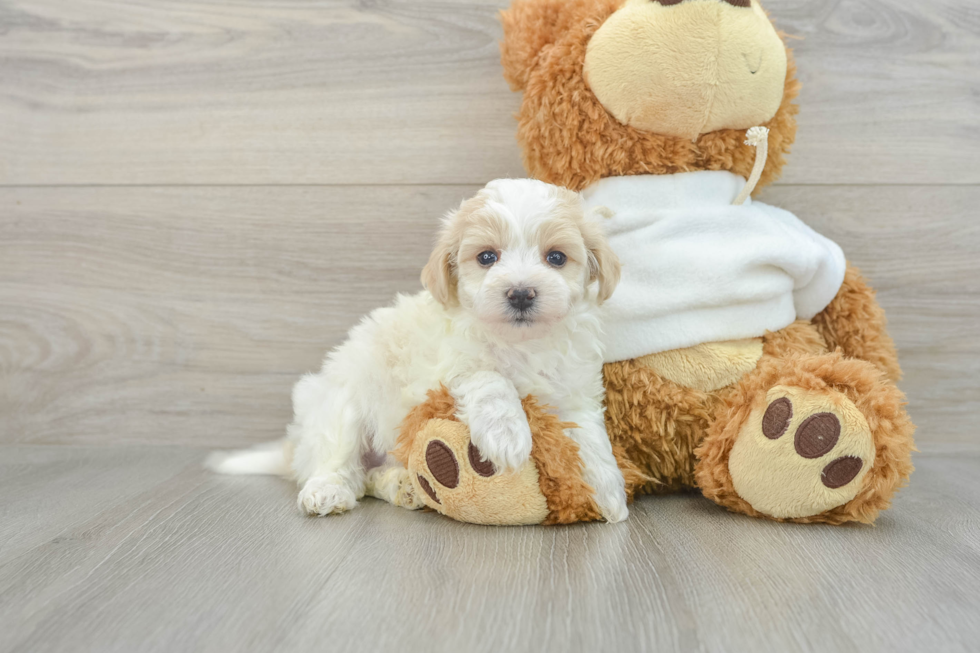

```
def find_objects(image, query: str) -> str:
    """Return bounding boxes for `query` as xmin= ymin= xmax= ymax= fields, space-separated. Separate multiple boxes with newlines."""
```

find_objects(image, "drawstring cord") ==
xmin=733 ymin=126 xmax=769 ymax=205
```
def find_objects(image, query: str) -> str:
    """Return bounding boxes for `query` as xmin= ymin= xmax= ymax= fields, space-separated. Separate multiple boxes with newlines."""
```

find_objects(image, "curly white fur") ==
xmin=209 ymin=179 xmax=628 ymax=523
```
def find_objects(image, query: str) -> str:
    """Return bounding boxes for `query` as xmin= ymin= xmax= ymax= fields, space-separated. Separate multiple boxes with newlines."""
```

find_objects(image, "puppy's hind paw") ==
xmin=298 ymin=477 xmax=358 ymax=516
xmin=365 ymin=466 xmax=425 ymax=510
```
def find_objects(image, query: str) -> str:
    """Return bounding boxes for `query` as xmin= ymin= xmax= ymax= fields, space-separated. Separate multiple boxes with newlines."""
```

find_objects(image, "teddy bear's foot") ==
xmin=728 ymin=384 xmax=875 ymax=519
xmin=695 ymin=353 xmax=914 ymax=524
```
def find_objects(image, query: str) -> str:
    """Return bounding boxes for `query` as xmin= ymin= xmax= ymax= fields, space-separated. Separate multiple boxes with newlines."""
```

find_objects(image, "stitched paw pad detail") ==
xmin=408 ymin=419 xmax=550 ymax=525
xmin=730 ymin=385 xmax=875 ymax=519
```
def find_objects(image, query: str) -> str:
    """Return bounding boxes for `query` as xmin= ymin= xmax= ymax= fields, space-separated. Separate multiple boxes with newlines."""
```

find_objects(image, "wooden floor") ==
xmin=0 ymin=445 xmax=978 ymax=653
xmin=1 ymin=0 xmax=978 ymax=651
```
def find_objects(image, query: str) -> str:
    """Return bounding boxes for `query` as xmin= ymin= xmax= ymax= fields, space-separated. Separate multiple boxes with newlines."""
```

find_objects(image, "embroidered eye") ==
xmin=546 ymin=251 xmax=567 ymax=267
xmin=477 ymin=250 xmax=498 ymax=267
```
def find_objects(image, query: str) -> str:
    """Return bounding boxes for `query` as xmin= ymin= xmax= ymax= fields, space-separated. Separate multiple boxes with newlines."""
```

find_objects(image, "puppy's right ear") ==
xmin=500 ymin=0 xmax=573 ymax=91
xmin=421 ymin=215 xmax=459 ymax=307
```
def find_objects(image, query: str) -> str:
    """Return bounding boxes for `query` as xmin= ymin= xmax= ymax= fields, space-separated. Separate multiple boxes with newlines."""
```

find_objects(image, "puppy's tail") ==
xmin=205 ymin=440 xmax=293 ymax=477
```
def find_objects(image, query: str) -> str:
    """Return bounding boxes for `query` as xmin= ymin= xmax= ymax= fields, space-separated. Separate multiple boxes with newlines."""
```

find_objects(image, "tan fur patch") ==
xmin=635 ymin=338 xmax=763 ymax=392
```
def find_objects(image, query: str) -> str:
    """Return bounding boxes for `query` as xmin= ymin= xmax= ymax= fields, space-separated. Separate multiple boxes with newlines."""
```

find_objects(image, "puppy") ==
xmin=209 ymin=179 xmax=628 ymax=522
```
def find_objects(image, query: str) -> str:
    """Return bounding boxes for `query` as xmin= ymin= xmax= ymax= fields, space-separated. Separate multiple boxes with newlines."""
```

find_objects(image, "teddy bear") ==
xmin=394 ymin=0 xmax=915 ymax=526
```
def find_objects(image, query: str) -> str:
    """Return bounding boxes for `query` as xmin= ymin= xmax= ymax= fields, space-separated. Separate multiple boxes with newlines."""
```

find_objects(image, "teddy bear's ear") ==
xmin=500 ymin=0 xmax=574 ymax=91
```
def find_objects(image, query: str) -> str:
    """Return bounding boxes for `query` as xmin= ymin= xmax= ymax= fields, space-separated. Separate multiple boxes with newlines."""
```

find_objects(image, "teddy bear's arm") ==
xmin=811 ymin=264 xmax=902 ymax=382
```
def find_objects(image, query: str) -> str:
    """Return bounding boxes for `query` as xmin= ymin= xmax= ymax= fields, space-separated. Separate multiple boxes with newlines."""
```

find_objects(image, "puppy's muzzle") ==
xmin=507 ymin=287 xmax=536 ymax=313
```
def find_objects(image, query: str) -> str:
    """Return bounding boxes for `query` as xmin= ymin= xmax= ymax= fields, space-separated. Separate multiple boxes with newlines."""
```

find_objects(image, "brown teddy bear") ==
xmin=395 ymin=0 xmax=914 ymax=526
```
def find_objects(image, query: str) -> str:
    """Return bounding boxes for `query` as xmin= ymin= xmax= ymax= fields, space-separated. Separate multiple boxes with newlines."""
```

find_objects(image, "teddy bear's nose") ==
xmin=653 ymin=0 xmax=751 ymax=7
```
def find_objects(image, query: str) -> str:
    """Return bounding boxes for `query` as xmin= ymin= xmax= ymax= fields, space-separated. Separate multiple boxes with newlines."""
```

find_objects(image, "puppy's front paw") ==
xmin=468 ymin=415 xmax=533 ymax=472
xmin=297 ymin=476 xmax=358 ymax=516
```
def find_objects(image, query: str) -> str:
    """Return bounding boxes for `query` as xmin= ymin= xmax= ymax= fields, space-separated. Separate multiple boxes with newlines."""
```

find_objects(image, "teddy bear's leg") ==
xmin=811 ymin=264 xmax=902 ymax=382
xmin=603 ymin=359 xmax=719 ymax=494
xmin=695 ymin=353 xmax=914 ymax=524
xmin=364 ymin=463 xmax=425 ymax=510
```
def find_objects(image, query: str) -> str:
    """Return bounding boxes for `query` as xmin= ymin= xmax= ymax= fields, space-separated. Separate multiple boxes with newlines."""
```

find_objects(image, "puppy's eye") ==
xmin=546 ymin=251 xmax=567 ymax=267
xmin=477 ymin=250 xmax=498 ymax=267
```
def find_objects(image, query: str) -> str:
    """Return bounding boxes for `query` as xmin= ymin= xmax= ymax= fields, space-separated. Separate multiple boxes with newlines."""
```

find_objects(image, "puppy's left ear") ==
xmin=421 ymin=214 xmax=459 ymax=307
xmin=581 ymin=207 xmax=620 ymax=304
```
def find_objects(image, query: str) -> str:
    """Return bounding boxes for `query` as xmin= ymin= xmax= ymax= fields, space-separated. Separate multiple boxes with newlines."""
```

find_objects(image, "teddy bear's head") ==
xmin=500 ymin=0 xmax=800 ymax=192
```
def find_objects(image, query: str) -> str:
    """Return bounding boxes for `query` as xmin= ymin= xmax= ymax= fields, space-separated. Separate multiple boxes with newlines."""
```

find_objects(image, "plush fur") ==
xmin=811 ymin=264 xmax=903 ymax=383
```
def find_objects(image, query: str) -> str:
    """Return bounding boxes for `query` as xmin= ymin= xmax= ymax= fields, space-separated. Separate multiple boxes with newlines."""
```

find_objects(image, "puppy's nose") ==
xmin=507 ymin=287 xmax=536 ymax=311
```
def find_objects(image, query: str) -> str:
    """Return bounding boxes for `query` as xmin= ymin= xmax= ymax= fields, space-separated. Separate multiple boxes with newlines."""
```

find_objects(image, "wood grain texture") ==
xmin=3 ymin=184 xmax=977 ymax=447
xmin=0 ymin=0 xmax=977 ymax=186
xmin=0 ymin=444 xmax=978 ymax=653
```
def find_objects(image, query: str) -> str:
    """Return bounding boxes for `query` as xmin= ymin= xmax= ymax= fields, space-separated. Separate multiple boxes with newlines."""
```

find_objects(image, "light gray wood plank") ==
xmin=2 ymin=184 xmax=976 ymax=447
xmin=0 ymin=185 xmax=477 ymax=447
xmin=0 ymin=0 xmax=976 ymax=186
xmin=0 ymin=444 xmax=978 ymax=653
xmin=0 ymin=445 xmax=201 ymax=561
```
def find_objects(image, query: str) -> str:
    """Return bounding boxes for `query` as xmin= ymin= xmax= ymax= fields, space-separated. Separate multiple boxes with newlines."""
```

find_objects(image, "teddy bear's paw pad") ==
xmin=729 ymin=385 xmax=875 ymax=519
xmin=467 ymin=442 xmax=496 ymax=477
xmin=417 ymin=474 xmax=440 ymax=504
xmin=412 ymin=439 xmax=461 ymax=508
xmin=297 ymin=477 xmax=358 ymax=516
xmin=426 ymin=440 xmax=460 ymax=488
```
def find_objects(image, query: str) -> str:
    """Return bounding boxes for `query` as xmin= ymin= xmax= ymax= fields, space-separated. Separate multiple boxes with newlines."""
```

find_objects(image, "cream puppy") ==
xmin=209 ymin=179 xmax=628 ymax=522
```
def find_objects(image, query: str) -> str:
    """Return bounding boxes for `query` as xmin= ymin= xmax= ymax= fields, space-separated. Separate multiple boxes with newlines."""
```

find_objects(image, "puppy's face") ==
xmin=422 ymin=179 xmax=620 ymax=340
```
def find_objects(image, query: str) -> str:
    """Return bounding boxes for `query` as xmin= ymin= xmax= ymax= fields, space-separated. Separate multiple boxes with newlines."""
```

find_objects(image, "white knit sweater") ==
xmin=581 ymin=171 xmax=846 ymax=363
